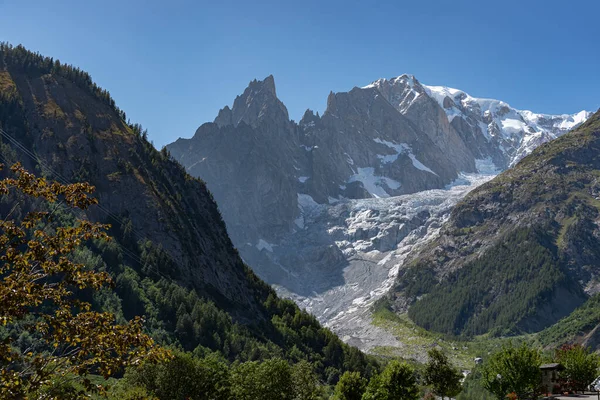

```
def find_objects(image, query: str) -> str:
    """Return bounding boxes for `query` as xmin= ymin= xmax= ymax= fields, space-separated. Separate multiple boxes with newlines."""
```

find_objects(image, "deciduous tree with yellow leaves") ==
xmin=0 ymin=163 xmax=170 ymax=399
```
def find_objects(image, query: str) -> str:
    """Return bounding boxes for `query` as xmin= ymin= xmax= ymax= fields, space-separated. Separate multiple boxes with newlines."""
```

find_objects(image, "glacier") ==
xmin=251 ymin=166 xmax=497 ymax=353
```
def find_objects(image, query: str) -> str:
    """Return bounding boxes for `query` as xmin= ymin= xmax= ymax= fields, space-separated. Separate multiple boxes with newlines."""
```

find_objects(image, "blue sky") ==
xmin=1 ymin=0 xmax=598 ymax=147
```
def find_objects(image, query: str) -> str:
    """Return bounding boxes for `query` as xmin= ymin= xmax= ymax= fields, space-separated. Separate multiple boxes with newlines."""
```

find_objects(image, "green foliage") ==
xmin=125 ymin=350 xmax=230 ymax=400
xmin=362 ymin=360 xmax=420 ymax=400
xmin=230 ymin=358 xmax=294 ymax=400
xmin=332 ymin=371 xmax=368 ymax=400
xmin=0 ymin=41 xmax=379 ymax=387
xmin=0 ymin=164 xmax=169 ymax=398
xmin=480 ymin=342 xmax=542 ymax=400
xmin=395 ymin=110 xmax=600 ymax=339
xmin=126 ymin=352 xmax=329 ymax=400
xmin=537 ymin=293 xmax=600 ymax=347
xmin=407 ymin=226 xmax=581 ymax=336
xmin=554 ymin=344 xmax=599 ymax=392
xmin=456 ymin=368 xmax=495 ymax=400
xmin=291 ymin=360 xmax=324 ymax=400
xmin=423 ymin=348 xmax=462 ymax=399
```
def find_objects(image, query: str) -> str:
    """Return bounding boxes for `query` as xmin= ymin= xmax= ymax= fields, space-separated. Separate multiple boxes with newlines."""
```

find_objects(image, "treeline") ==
xmin=0 ymin=42 xmax=128 ymax=122
xmin=18 ymin=199 xmax=377 ymax=384
xmin=537 ymin=292 xmax=600 ymax=347
xmin=107 ymin=351 xmax=423 ymax=400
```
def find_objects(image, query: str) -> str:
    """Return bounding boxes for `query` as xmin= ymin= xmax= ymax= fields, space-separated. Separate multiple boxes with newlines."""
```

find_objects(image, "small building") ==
xmin=540 ymin=363 xmax=564 ymax=394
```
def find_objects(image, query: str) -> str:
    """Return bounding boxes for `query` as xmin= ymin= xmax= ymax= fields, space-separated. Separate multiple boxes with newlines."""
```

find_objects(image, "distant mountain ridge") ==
xmin=365 ymin=75 xmax=591 ymax=169
xmin=168 ymin=73 xmax=588 ymax=264
xmin=167 ymin=74 xmax=590 ymax=350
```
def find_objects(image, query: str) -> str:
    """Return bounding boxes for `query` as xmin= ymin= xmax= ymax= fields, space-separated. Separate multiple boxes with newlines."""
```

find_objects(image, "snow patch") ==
xmin=298 ymin=193 xmax=319 ymax=209
xmin=374 ymin=138 xmax=438 ymax=175
xmin=501 ymin=118 xmax=528 ymax=134
xmin=348 ymin=167 xmax=401 ymax=198
xmin=475 ymin=157 xmax=501 ymax=175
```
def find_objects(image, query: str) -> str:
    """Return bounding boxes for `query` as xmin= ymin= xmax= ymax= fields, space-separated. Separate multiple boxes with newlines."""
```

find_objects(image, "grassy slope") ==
xmin=371 ymin=300 xmax=533 ymax=370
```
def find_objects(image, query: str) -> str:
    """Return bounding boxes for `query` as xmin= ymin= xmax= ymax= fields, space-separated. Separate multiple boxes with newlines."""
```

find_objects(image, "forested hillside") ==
xmin=0 ymin=43 xmax=377 ymax=383
xmin=392 ymin=109 xmax=600 ymax=339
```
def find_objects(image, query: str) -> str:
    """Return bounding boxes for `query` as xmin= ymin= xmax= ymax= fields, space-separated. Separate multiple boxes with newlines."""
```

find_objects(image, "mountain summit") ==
xmin=214 ymin=75 xmax=287 ymax=128
xmin=365 ymin=75 xmax=591 ymax=169
xmin=167 ymin=74 xmax=591 ymax=349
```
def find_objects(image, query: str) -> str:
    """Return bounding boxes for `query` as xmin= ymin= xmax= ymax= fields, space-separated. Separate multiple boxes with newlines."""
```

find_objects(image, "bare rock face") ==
xmin=169 ymin=77 xmax=299 ymax=245
xmin=167 ymin=74 xmax=591 ymax=348
xmin=364 ymin=75 xmax=476 ymax=173
xmin=169 ymin=76 xmax=481 ymax=249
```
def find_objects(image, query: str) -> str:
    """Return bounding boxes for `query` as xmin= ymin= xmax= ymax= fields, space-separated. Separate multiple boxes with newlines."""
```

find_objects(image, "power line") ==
xmin=0 ymin=127 xmax=173 ymax=281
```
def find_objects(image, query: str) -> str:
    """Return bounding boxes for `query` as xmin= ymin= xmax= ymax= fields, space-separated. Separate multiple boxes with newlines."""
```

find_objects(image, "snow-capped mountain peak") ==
xmin=364 ymin=75 xmax=591 ymax=168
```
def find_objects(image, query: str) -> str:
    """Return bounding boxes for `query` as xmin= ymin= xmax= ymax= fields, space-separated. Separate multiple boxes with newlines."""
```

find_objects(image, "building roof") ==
xmin=540 ymin=363 xmax=564 ymax=370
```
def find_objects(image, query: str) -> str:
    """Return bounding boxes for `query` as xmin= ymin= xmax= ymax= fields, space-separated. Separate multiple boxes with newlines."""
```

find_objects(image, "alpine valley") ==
xmin=2 ymin=40 xmax=600 ymax=398
xmin=167 ymin=73 xmax=596 ymax=357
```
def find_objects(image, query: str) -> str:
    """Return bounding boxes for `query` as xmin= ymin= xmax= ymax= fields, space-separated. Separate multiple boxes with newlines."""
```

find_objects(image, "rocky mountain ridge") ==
xmin=365 ymin=75 xmax=591 ymax=169
xmin=168 ymin=74 xmax=590 ymax=350
xmin=169 ymin=74 xmax=588 ymax=247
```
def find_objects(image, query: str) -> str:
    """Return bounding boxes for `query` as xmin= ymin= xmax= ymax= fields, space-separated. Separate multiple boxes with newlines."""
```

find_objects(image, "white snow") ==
xmin=275 ymin=169 xmax=498 ymax=354
xmin=298 ymin=193 xmax=319 ymax=209
xmin=422 ymin=85 xmax=465 ymax=106
xmin=298 ymin=176 xmax=309 ymax=183
xmin=419 ymin=81 xmax=591 ymax=165
xmin=407 ymin=153 xmax=437 ymax=175
xmin=345 ymin=153 xmax=355 ymax=166
xmin=348 ymin=167 xmax=401 ymax=198
xmin=363 ymin=76 xmax=590 ymax=166
xmin=374 ymin=138 xmax=409 ymax=164
xmin=501 ymin=118 xmax=528 ymax=134
xmin=374 ymin=138 xmax=438 ymax=175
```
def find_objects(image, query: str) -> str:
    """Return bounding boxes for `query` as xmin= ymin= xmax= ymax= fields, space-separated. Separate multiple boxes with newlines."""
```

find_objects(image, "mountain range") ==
xmin=167 ymin=73 xmax=592 ymax=350
xmin=394 ymin=109 xmax=600 ymax=342
xmin=2 ymin=41 xmax=598 ymax=367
